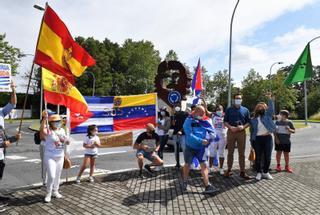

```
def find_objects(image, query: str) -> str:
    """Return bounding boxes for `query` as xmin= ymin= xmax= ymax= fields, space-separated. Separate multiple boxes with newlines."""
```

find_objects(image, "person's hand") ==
xmin=265 ymin=92 xmax=272 ymax=99
xmin=10 ymin=82 xmax=16 ymax=92
xmin=177 ymin=131 xmax=182 ymax=136
xmin=15 ymin=132 xmax=21 ymax=140
xmin=3 ymin=140 xmax=11 ymax=148
xmin=202 ymin=139 xmax=208 ymax=146
xmin=285 ymin=126 xmax=291 ymax=131
xmin=42 ymin=110 xmax=48 ymax=119
xmin=237 ymin=125 xmax=244 ymax=131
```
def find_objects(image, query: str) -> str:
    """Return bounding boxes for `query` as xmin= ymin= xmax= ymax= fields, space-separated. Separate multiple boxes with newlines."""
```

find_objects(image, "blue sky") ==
xmin=1 ymin=0 xmax=320 ymax=91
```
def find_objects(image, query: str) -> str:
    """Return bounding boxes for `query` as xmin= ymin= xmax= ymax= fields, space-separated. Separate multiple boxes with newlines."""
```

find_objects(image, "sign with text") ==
xmin=0 ymin=63 xmax=12 ymax=92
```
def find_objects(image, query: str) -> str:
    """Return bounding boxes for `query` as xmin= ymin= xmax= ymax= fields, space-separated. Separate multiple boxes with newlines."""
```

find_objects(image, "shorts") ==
xmin=184 ymin=145 xmax=207 ymax=165
xmin=275 ymin=143 xmax=291 ymax=152
xmin=136 ymin=150 xmax=156 ymax=162
xmin=84 ymin=154 xmax=98 ymax=158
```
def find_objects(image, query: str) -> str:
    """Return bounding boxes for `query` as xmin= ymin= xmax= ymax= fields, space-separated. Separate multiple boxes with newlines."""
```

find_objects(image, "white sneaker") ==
xmin=53 ymin=191 xmax=63 ymax=198
xmin=76 ymin=177 xmax=81 ymax=184
xmin=262 ymin=172 xmax=273 ymax=180
xmin=219 ymin=168 xmax=224 ymax=175
xmin=44 ymin=193 xmax=52 ymax=203
xmin=256 ymin=173 xmax=262 ymax=181
xmin=89 ymin=176 xmax=94 ymax=183
xmin=154 ymin=166 xmax=162 ymax=172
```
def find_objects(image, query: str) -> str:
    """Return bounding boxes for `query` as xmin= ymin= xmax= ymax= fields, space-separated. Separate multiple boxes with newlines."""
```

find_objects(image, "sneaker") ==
xmin=53 ymin=191 xmax=63 ymax=198
xmin=240 ymin=172 xmax=252 ymax=180
xmin=285 ymin=166 xmax=293 ymax=173
xmin=0 ymin=203 xmax=8 ymax=208
xmin=219 ymin=168 xmax=225 ymax=176
xmin=256 ymin=173 xmax=262 ymax=181
xmin=144 ymin=164 xmax=153 ymax=174
xmin=76 ymin=177 xmax=81 ymax=184
xmin=0 ymin=208 xmax=6 ymax=212
xmin=44 ymin=193 xmax=52 ymax=203
xmin=89 ymin=176 xmax=94 ymax=183
xmin=182 ymin=181 xmax=188 ymax=192
xmin=276 ymin=164 xmax=282 ymax=172
xmin=204 ymin=184 xmax=219 ymax=194
xmin=154 ymin=166 xmax=162 ymax=172
xmin=224 ymin=170 xmax=233 ymax=177
xmin=262 ymin=172 xmax=273 ymax=180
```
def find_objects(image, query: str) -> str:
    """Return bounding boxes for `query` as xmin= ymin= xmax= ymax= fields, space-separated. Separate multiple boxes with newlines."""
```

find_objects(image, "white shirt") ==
xmin=44 ymin=128 xmax=67 ymax=158
xmin=84 ymin=135 xmax=100 ymax=155
xmin=257 ymin=117 xmax=269 ymax=136
xmin=212 ymin=114 xmax=227 ymax=135
xmin=156 ymin=119 xmax=165 ymax=136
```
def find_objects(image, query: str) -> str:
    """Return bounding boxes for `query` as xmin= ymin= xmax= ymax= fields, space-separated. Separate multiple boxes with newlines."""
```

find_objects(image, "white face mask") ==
xmin=216 ymin=111 xmax=223 ymax=116
xmin=52 ymin=121 xmax=61 ymax=128
xmin=175 ymin=107 xmax=181 ymax=112
xmin=92 ymin=131 xmax=98 ymax=136
xmin=234 ymin=99 xmax=242 ymax=106
xmin=194 ymin=115 xmax=202 ymax=120
xmin=160 ymin=111 xmax=165 ymax=116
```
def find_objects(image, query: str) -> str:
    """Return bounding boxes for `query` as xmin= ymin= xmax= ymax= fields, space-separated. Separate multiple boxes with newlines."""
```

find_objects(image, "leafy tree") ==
xmin=165 ymin=50 xmax=179 ymax=61
xmin=0 ymin=34 xmax=22 ymax=75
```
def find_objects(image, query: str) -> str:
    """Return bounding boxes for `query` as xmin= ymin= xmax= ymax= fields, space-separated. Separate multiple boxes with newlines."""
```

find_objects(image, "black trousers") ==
xmin=253 ymin=135 xmax=273 ymax=173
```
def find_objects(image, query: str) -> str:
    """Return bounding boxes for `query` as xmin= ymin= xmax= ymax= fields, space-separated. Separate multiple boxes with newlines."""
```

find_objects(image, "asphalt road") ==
xmin=1 ymin=121 xmax=319 ymax=192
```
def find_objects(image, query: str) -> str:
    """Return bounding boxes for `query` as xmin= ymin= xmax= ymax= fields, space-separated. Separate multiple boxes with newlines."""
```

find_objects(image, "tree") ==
xmin=164 ymin=50 xmax=178 ymax=61
xmin=0 ymin=34 xmax=22 ymax=75
xmin=208 ymin=69 xmax=231 ymax=107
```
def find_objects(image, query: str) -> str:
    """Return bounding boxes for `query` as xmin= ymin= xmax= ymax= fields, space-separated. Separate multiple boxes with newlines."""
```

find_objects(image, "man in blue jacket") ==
xmin=182 ymin=105 xmax=219 ymax=194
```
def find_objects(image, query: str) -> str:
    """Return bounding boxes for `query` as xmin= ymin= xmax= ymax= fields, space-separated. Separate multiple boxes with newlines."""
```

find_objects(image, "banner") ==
xmin=0 ymin=63 xmax=12 ymax=92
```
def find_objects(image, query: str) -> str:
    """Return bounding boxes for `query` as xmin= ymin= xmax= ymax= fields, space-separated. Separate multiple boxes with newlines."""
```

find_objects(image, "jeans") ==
xmin=158 ymin=135 xmax=168 ymax=159
xmin=253 ymin=135 xmax=273 ymax=173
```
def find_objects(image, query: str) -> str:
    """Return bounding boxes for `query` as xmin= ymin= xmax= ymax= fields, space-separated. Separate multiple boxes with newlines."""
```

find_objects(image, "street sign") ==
xmin=168 ymin=90 xmax=181 ymax=105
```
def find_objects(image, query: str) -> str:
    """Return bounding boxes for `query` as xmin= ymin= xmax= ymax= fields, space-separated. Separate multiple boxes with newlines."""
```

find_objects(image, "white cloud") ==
xmin=0 ymin=0 xmax=318 ymax=92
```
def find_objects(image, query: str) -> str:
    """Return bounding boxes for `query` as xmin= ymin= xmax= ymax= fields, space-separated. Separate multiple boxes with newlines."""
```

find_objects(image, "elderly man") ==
xmin=182 ymin=105 xmax=219 ymax=194
xmin=133 ymin=123 xmax=164 ymax=178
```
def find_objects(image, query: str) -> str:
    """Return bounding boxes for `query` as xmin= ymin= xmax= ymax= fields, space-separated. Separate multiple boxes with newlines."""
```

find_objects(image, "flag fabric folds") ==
xmin=191 ymin=59 xmax=203 ymax=105
xmin=42 ymin=68 xmax=89 ymax=114
xmin=284 ymin=43 xmax=313 ymax=85
xmin=35 ymin=5 xmax=95 ymax=83
xmin=71 ymin=93 xmax=157 ymax=134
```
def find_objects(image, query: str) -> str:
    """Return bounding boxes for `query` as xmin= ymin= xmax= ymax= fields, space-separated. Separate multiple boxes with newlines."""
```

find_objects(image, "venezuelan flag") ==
xmin=35 ymin=5 xmax=95 ymax=83
xmin=71 ymin=93 xmax=157 ymax=134
xmin=42 ymin=68 xmax=89 ymax=114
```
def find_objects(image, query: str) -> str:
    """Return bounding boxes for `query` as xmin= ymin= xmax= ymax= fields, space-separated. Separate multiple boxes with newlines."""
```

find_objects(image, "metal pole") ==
xmin=304 ymin=80 xmax=308 ymax=125
xmin=269 ymin=62 xmax=283 ymax=91
xmin=40 ymin=68 xmax=43 ymax=119
xmin=227 ymin=0 xmax=240 ymax=107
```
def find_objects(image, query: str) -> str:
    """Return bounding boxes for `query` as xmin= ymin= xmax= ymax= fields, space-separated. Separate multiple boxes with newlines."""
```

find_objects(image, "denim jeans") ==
xmin=253 ymin=134 xmax=273 ymax=173
xmin=158 ymin=135 xmax=168 ymax=159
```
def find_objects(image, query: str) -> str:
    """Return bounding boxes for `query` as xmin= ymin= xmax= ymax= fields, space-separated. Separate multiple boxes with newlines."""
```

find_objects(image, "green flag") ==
xmin=284 ymin=43 xmax=313 ymax=85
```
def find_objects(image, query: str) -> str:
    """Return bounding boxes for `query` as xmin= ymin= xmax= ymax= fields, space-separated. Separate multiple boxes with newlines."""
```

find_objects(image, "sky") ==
xmin=1 ymin=0 xmax=320 ymax=92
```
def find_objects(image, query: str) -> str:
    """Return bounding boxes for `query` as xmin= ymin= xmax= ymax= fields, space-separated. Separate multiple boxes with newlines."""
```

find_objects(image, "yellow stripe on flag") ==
xmin=42 ymin=68 xmax=87 ymax=105
xmin=115 ymin=93 xmax=157 ymax=108
xmin=37 ymin=23 xmax=87 ymax=76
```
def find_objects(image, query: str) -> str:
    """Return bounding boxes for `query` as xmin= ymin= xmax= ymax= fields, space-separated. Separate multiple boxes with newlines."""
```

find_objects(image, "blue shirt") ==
xmin=250 ymin=99 xmax=276 ymax=141
xmin=224 ymin=105 xmax=250 ymax=127
xmin=0 ymin=103 xmax=15 ymax=128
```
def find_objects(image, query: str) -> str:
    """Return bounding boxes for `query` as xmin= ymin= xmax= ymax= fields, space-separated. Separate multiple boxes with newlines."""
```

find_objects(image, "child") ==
xmin=275 ymin=110 xmax=295 ymax=173
xmin=76 ymin=125 xmax=101 ymax=183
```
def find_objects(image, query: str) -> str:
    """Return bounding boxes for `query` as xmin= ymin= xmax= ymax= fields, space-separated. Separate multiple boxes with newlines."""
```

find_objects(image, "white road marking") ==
xmin=6 ymin=155 xmax=27 ymax=160
xmin=71 ymin=151 xmax=128 ymax=159
xmin=24 ymin=159 xmax=41 ymax=164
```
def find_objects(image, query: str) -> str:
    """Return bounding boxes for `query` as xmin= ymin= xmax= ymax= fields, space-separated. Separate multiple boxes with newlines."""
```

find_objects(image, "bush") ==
xmin=310 ymin=112 xmax=320 ymax=120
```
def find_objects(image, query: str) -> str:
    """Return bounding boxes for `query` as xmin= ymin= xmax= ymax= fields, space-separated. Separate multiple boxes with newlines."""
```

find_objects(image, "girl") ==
xmin=250 ymin=92 xmax=276 ymax=181
xmin=76 ymin=125 xmax=100 ymax=183
xmin=156 ymin=108 xmax=171 ymax=159
xmin=40 ymin=113 xmax=70 ymax=203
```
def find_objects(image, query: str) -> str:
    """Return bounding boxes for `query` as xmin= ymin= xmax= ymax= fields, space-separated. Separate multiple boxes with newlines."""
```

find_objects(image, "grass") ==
xmin=293 ymin=119 xmax=320 ymax=123
xmin=310 ymin=112 xmax=320 ymax=121
xmin=293 ymin=123 xmax=308 ymax=129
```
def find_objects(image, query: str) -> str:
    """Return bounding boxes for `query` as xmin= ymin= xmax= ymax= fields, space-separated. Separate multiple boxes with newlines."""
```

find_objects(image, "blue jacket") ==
xmin=183 ymin=116 xmax=215 ymax=150
xmin=250 ymin=99 xmax=276 ymax=141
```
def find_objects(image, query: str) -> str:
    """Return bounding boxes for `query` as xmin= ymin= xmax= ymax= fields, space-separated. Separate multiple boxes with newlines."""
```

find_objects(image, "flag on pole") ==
xmin=284 ymin=43 xmax=313 ymax=85
xmin=35 ymin=5 xmax=95 ymax=83
xmin=42 ymin=68 xmax=89 ymax=114
xmin=191 ymin=59 xmax=203 ymax=105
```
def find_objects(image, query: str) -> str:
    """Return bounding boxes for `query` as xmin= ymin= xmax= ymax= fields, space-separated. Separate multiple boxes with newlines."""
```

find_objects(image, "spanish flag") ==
xmin=35 ymin=5 xmax=95 ymax=83
xmin=42 ymin=68 xmax=89 ymax=114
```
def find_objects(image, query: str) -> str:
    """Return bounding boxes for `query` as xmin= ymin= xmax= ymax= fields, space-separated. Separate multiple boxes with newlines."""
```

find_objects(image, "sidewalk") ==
xmin=1 ymin=157 xmax=320 ymax=215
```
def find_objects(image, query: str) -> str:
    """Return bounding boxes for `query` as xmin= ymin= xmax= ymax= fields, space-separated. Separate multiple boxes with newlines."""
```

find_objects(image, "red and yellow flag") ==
xmin=42 ymin=68 xmax=89 ymax=114
xmin=35 ymin=6 xmax=95 ymax=83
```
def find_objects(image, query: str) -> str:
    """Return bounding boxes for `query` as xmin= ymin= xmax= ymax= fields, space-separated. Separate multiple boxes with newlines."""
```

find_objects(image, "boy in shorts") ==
xmin=275 ymin=110 xmax=295 ymax=173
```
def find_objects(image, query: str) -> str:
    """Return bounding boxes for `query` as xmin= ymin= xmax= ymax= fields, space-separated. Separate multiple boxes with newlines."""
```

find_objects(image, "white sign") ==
xmin=0 ymin=63 xmax=12 ymax=92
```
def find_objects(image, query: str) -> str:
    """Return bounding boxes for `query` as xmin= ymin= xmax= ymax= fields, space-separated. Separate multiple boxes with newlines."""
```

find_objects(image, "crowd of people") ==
xmin=0 ymin=87 xmax=296 ymax=207
xmin=134 ymin=92 xmax=296 ymax=194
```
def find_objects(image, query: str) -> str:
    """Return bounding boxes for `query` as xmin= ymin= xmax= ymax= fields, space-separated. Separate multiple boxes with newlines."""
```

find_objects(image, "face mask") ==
xmin=234 ymin=99 xmax=242 ymax=106
xmin=160 ymin=111 xmax=165 ymax=116
xmin=52 ymin=121 xmax=61 ymax=128
xmin=257 ymin=109 xmax=265 ymax=115
xmin=175 ymin=107 xmax=181 ymax=112
xmin=194 ymin=115 xmax=203 ymax=120
xmin=216 ymin=111 xmax=223 ymax=116
xmin=92 ymin=131 xmax=98 ymax=136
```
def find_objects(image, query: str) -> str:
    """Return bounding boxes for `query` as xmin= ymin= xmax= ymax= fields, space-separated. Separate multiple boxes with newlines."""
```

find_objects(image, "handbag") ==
xmin=63 ymin=156 xmax=72 ymax=169
xmin=248 ymin=147 xmax=256 ymax=161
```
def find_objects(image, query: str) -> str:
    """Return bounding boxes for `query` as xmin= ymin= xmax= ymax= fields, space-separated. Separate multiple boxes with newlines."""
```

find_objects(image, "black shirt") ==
xmin=135 ymin=132 xmax=160 ymax=152
xmin=172 ymin=111 xmax=189 ymax=135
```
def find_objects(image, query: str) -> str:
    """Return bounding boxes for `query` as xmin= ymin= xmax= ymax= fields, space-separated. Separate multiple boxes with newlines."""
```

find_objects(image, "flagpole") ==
xmin=304 ymin=80 xmax=308 ymax=125
xmin=17 ymin=3 xmax=48 ymax=144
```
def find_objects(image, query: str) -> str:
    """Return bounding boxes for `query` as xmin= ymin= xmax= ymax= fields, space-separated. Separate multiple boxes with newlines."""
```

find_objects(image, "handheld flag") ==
xmin=284 ymin=43 xmax=313 ymax=85
xmin=42 ymin=68 xmax=89 ymax=114
xmin=191 ymin=59 xmax=203 ymax=104
xmin=35 ymin=5 xmax=95 ymax=83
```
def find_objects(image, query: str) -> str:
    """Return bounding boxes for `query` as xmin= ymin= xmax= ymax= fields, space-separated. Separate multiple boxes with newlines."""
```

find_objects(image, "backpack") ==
xmin=34 ymin=131 xmax=41 ymax=145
